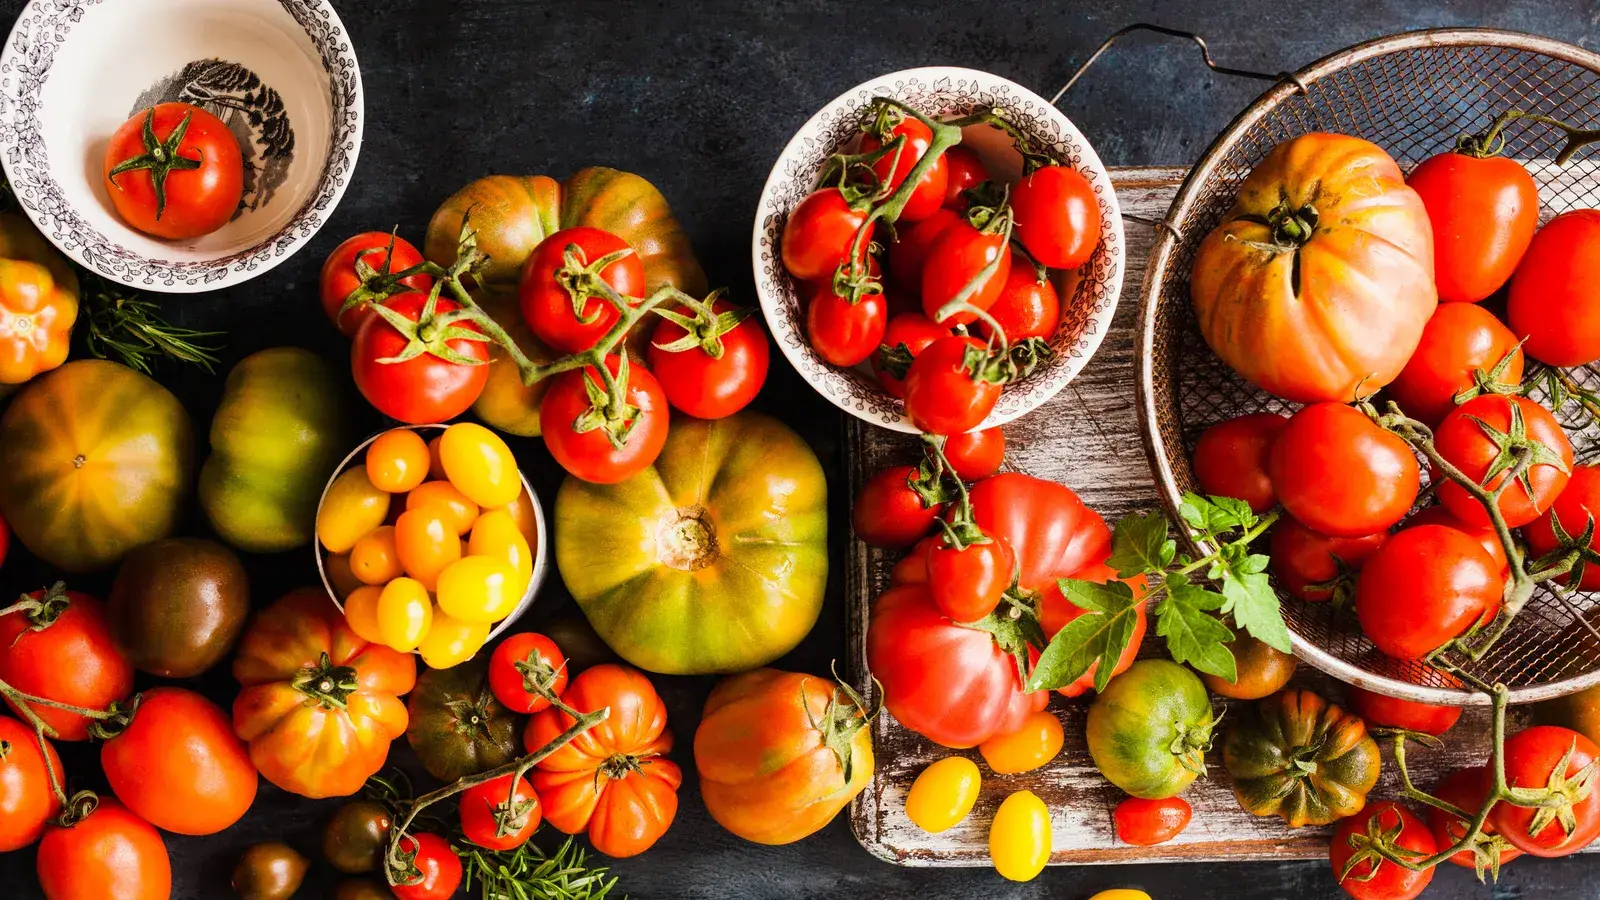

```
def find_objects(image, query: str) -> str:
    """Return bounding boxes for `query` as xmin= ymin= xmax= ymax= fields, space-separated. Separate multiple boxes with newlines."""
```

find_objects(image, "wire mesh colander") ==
xmin=1135 ymin=29 xmax=1600 ymax=706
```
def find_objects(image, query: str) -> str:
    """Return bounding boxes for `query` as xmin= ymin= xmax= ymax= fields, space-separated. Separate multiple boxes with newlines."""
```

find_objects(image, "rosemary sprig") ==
xmin=81 ymin=276 xmax=222 ymax=374
xmin=458 ymin=835 xmax=620 ymax=900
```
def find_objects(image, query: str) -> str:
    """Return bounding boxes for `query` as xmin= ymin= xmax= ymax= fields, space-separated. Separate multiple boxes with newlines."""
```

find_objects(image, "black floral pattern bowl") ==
xmin=0 ymin=0 xmax=362 ymax=293
xmin=752 ymin=67 xmax=1124 ymax=433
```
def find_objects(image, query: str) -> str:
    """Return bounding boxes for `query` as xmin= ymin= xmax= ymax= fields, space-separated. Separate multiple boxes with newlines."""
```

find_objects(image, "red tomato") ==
xmin=1039 ymin=562 xmax=1147 ymax=698
xmin=0 ymin=714 xmax=62 ymax=852
xmin=943 ymin=427 xmax=1005 ymax=481
xmin=488 ymin=632 xmax=570 ymax=715
xmin=1329 ymin=801 xmax=1436 ymax=900
xmin=351 ymin=291 xmax=489 ymax=424
xmin=903 ymin=336 xmax=1001 ymax=435
xmin=1269 ymin=403 xmax=1420 ymax=538
xmin=872 ymin=313 xmax=949 ymax=398
xmin=37 ymin=798 xmax=171 ymax=900
xmin=942 ymin=145 xmax=990 ymax=210
xmin=1406 ymin=504 xmax=1510 ymax=579
xmin=852 ymin=465 xmax=943 ymax=549
xmin=927 ymin=531 xmax=1015 ymax=622
xmin=859 ymin=114 xmax=947 ymax=222
xmin=459 ymin=774 xmax=541 ymax=851
xmin=1527 ymin=463 xmax=1600 ymax=589
xmin=0 ymin=587 xmax=133 ymax=742
xmin=1507 ymin=210 xmax=1600 ymax=366
xmin=1269 ymin=516 xmax=1387 ymax=602
xmin=889 ymin=536 xmax=937 ymax=586
xmin=648 ymin=297 xmax=770 ymax=418
xmin=1428 ymin=765 xmax=1523 ymax=870
xmin=539 ymin=356 xmax=669 ymax=484
xmin=1114 ymin=795 xmax=1192 ymax=846
xmin=1346 ymin=685 xmax=1462 ymax=735
xmin=1434 ymin=395 xmax=1572 ymax=528
xmin=389 ymin=832 xmax=462 ymax=900
xmin=1009 ymin=164 xmax=1100 ymax=269
xmin=320 ymin=232 xmax=434 ymax=337
xmin=1408 ymin=151 xmax=1539 ymax=303
xmin=1387 ymin=302 xmax=1525 ymax=426
xmin=968 ymin=473 xmax=1111 ymax=593
xmin=920 ymin=221 xmax=1012 ymax=325
xmin=1490 ymin=726 xmax=1600 ymax=857
xmin=889 ymin=208 xmax=962 ymax=291
xmin=101 ymin=687 xmax=257 ymax=836
xmin=781 ymin=189 xmax=871 ymax=282
xmin=103 ymin=102 xmax=242 ymax=240
xmin=1354 ymin=525 xmax=1501 ymax=660
xmin=804 ymin=279 xmax=888 ymax=367
xmin=979 ymin=265 xmax=1060 ymax=342
xmin=519 ymin=226 xmax=646 ymax=354
xmin=1192 ymin=412 xmax=1287 ymax=514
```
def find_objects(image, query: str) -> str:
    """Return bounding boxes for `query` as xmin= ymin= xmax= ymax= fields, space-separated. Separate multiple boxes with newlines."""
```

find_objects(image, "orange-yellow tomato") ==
xmin=905 ymin=757 xmax=981 ymax=833
xmin=394 ymin=510 xmax=460 ymax=591
xmin=365 ymin=428 xmax=431 ymax=493
xmin=979 ymin=710 xmax=1065 ymax=775
xmin=324 ymin=552 xmax=363 ymax=599
xmin=439 ymin=422 xmax=521 ymax=508
xmin=498 ymin=486 xmax=541 ymax=549
xmin=416 ymin=609 xmax=491 ymax=669
xmin=468 ymin=509 xmax=534 ymax=590
xmin=349 ymin=525 xmax=403 ymax=585
xmin=406 ymin=480 xmax=479 ymax=536
xmin=376 ymin=577 xmax=432 ymax=652
xmin=436 ymin=555 xmax=522 ymax=624
xmin=343 ymin=584 xmax=385 ymax=644
xmin=317 ymin=467 xmax=390 ymax=553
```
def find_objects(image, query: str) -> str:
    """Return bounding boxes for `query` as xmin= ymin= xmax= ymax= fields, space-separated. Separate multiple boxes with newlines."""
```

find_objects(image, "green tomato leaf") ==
xmin=1027 ymin=579 xmax=1140 ymax=693
xmin=1106 ymin=510 xmax=1176 ymax=579
xmin=1221 ymin=568 xmax=1294 ymax=654
xmin=1156 ymin=579 xmax=1237 ymax=682
xmin=1209 ymin=496 xmax=1258 ymax=534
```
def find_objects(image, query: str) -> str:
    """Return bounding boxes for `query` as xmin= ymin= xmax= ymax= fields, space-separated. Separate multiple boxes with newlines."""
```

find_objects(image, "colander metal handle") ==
xmin=1049 ymin=23 xmax=1306 ymax=106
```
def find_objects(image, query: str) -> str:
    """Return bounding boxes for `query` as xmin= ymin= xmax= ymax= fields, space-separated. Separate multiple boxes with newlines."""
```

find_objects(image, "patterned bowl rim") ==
xmin=1136 ymin=27 xmax=1600 ymax=706
xmin=752 ymin=65 xmax=1125 ymax=434
xmin=0 ymin=0 xmax=364 ymax=294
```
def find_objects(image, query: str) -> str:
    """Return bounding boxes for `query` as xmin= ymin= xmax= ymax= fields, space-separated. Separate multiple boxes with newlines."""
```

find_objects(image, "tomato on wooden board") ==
xmin=488 ymin=632 xmax=568 ymax=715
xmin=1114 ymin=796 xmax=1192 ymax=846
xmin=1191 ymin=134 xmax=1436 ymax=403
xmin=1428 ymin=765 xmax=1523 ymax=872
xmin=1038 ymin=562 xmax=1147 ymax=698
xmin=781 ymin=188 xmax=871 ymax=282
xmin=1268 ymin=516 xmax=1387 ymax=603
xmin=460 ymin=774 xmax=541 ymax=851
xmin=539 ymin=356 xmax=669 ymax=485
xmin=979 ymin=709 xmax=1063 ymax=775
xmin=1408 ymin=150 xmax=1539 ymax=303
xmin=1355 ymin=525 xmax=1501 ymax=661
xmin=0 ymin=714 xmax=61 ymax=852
xmin=1269 ymin=402 xmax=1419 ymax=538
xmin=1434 ymin=394 xmax=1572 ymax=528
xmin=1192 ymin=412 xmax=1286 ymax=514
xmin=102 ymin=687 xmax=257 ymax=836
xmin=804 ymin=277 xmax=888 ymax=367
xmin=0 ymin=586 xmax=133 ymax=741
xmin=980 ymin=265 xmax=1060 ymax=343
xmin=943 ymin=427 xmax=1005 ymax=481
xmin=1508 ymin=210 xmax=1600 ymax=366
xmin=905 ymin=756 xmax=980 ymax=833
xmin=859 ymin=112 xmax=948 ymax=222
xmin=853 ymin=464 xmax=944 ymax=549
xmin=1347 ymin=685 xmax=1462 ymax=736
xmin=1201 ymin=631 xmax=1296 ymax=701
xmin=927 ymin=530 xmax=1015 ymax=622
xmin=968 ymin=472 xmax=1111 ymax=593
xmin=903 ymin=335 xmax=1001 ymax=435
xmin=1490 ymin=725 xmax=1600 ymax=857
xmin=1010 ymin=164 xmax=1101 ymax=269
xmin=1087 ymin=660 xmax=1213 ymax=800
xmin=351 ymin=291 xmax=489 ymax=425
xmin=1329 ymin=801 xmax=1436 ymax=900
xmin=872 ymin=312 xmax=949 ymax=398
xmin=1525 ymin=464 xmax=1600 ymax=590
xmin=1225 ymin=689 xmax=1381 ymax=828
xmin=518 ymin=226 xmax=646 ymax=354
xmin=321 ymin=232 xmax=433 ymax=337
xmin=648 ymin=296 xmax=770 ymax=419
xmin=1386 ymin=298 xmax=1525 ymax=426
xmin=989 ymin=789 xmax=1051 ymax=882
xmin=388 ymin=832 xmax=462 ymax=900
xmin=407 ymin=659 xmax=521 ymax=783
xmin=889 ymin=536 xmax=937 ymax=587
xmin=941 ymin=146 xmax=990 ymax=209
xmin=920 ymin=219 xmax=1011 ymax=325
xmin=527 ymin=664 xmax=682 ymax=858
xmin=103 ymin=102 xmax=242 ymax=240
xmin=889 ymin=207 xmax=963 ymax=291
xmin=1406 ymin=504 xmax=1510 ymax=580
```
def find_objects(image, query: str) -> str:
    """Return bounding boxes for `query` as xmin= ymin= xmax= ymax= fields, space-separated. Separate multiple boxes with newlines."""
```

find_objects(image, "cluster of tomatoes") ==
xmin=102 ymin=101 xmax=244 ymax=240
xmin=778 ymin=102 xmax=1101 ymax=434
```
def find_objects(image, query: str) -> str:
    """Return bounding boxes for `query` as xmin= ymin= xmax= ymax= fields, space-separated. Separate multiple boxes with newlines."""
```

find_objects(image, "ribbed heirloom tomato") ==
xmin=0 ymin=586 xmax=133 ymax=741
xmin=1434 ymin=395 xmax=1572 ymax=528
xmin=1269 ymin=402 xmax=1419 ymax=537
xmin=1355 ymin=525 xmax=1501 ymax=661
xmin=101 ymin=687 xmax=257 ymax=835
xmin=1387 ymin=301 xmax=1525 ymax=426
xmin=519 ymin=226 xmax=646 ymax=354
xmin=1192 ymin=412 xmax=1287 ymax=514
xmin=1407 ymin=149 xmax=1539 ymax=303
xmin=321 ymin=233 xmax=434 ymax=336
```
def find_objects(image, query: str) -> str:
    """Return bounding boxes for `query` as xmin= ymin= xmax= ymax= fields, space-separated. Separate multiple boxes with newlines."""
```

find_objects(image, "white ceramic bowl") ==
xmin=752 ymin=66 xmax=1124 ymax=432
xmin=0 ymin=0 xmax=363 ymax=292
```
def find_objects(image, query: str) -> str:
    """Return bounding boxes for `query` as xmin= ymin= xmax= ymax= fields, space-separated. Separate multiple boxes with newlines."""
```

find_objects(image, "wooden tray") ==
xmin=844 ymin=166 xmax=1535 ymax=866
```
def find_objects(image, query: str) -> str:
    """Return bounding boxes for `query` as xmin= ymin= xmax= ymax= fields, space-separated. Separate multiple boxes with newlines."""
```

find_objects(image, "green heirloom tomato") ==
xmin=200 ymin=347 xmax=347 ymax=553
xmin=555 ymin=411 xmax=827 ymax=674
xmin=1086 ymin=659 xmax=1214 ymax=799
xmin=1223 ymin=688 xmax=1380 ymax=827
xmin=405 ymin=658 xmax=520 ymax=782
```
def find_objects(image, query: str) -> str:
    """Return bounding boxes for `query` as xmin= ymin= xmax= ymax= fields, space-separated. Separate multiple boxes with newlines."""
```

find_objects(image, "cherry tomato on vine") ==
xmin=1406 ymin=504 xmax=1510 ymax=580
xmin=1434 ymin=394 xmax=1572 ymax=528
xmin=37 ymin=798 xmax=172 ymax=900
xmin=103 ymin=102 xmax=242 ymax=240
xmin=872 ymin=312 xmax=948 ymax=398
xmin=0 ymin=714 xmax=61 ymax=852
xmin=1387 ymin=302 xmax=1525 ymax=426
xmin=903 ymin=336 xmax=1001 ymax=435
xmin=1193 ymin=412 xmax=1287 ymax=514
xmin=648 ymin=297 xmax=770 ymax=419
xmin=905 ymin=756 xmax=981 ymax=834
xmin=943 ymin=427 xmax=1004 ymax=481
xmin=489 ymin=633 xmax=569 ymax=715
xmin=519 ymin=226 xmax=646 ymax=355
xmin=979 ymin=266 xmax=1060 ymax=343
xmin=889 ymin=208 xmax=962 ymax=291
xmin=366 ymin=428 xmax=431 ymax=494
xmin=1329 ymin=801 xmax=1435 ymax=900
xmin=889 ymin=536 xmax=937 ymax=587
xmin=539 ymin=356 xmax=670 ymax=484
xmin=1428 ymin=765 xmax=1523 ymax=870
xmin=0 ymin=587 xmax=133 ymax=742
xmin=322 ymin=233 xmax=434 ymax=337
xmin=805 ymin=279 xmax=888 ymax=367
xmin=1354 ymin=524 xmax=1501 ymax=661
xmin=927 ymin=530 xmax=1015 ymax=622
xmin=389 ymin=832 xmax=462 ymax=900
xmin=1010 ymin=164 xmax=1100 ymax=269
xmin=460 ymin=774 xmax=541 ymax=851
xmin=1508 ymin=210 xmax=1600 ymax=367
xmin=1269 ymin=402 xmax=1419 ymax=538
xmin=990 ymin=790 xmax=1051 ymax=882
xmin=942 ymin=146 xmax=990 ymax=210
xmin=921 ymin=220 xmax=1012 ymax=325
xmin=1114 ymin=796 xmax=1192 ymax=846
xmin=852 ymin=465 xmax=944 ymax=549
xmin=781 ymin=188 xmax=871 ymax=282
xmin=859 ymin=113 xmax=948 ymax=223
xmin=352 ymin=291 xmax=489 ymax=425
xmin=979 ymin=709 xmax=1063 ymax=775
xmin=1269 ymin=516 xmax=1387 ymax=603
xmin=1408 ymin=150 xmax=1539 ymax=303
xmin=1490 ymin=725 xmax=1600 ymax=857
xmin=1346 ymin=686 xmax=1462 ymax=736
xmin=1525 ymin=464 xmax=1600 ymax=590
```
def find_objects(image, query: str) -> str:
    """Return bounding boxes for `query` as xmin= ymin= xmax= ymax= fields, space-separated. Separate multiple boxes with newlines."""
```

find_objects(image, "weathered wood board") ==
xmin=844 ymin=167 xmax=1544 ymax=866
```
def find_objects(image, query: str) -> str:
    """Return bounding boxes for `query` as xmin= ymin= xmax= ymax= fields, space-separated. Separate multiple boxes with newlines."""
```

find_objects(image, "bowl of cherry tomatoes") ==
xmin=0 ymin=0 xmax=362 ymax=292
xmin=753 ymin=66 xmax=1124 ymax=433
xmin=314 ymin=422 xmax=547 ymax=669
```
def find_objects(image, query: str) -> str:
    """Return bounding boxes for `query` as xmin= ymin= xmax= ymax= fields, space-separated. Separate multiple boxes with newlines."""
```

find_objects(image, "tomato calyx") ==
xmin=569 ymin=356 xmax=644 ymax=450
xmin=650 ymin=289 xmax=755 ymax=360
xmin=513 ymin=653 xmax=568 ymax=705
xmin=1338 ymin=808 xmax=1423 ymax=883
xmin=105 ymin=107 xmax=204 ymax=221
xmin=1465 ymin=402 xmax=1571 ymax=506
xmin=554 ymin=241 xmax=639 ymax=325
xmin=368 ymin=286 xmax=493 ymax=368
xmin=485 ymin=786 xmax=539 ymax=840
xmin=1452 ymin=341 xmax=1527 ymax=407
xmin=1529 ymin=510 xmax=1600 ymax=585
xmin=1167 ymin=714 xmax=1216 ymax=778
xmin=2 ymin=581 xmax=72 ymax=632
xmin=337 ymin=229 xmax=431 ymax=322
xmin=290 ymin=652 xmax=362 ymax=710
xmin=801 ymin=672 xmax=881 ymax=784
xmin=1509 ymin=737 xmax=1600 ymax=847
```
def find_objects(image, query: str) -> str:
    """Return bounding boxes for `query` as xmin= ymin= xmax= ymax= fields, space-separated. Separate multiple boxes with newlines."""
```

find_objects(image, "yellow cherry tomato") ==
xmin=417 ymin=608 xmax=492 ymax=668
xmin=439 ymin=422 xmax=520 ymax=508
xmin=365 ymin=428 xmax=431 ymax=493
xmin=376 ymin=577 xmax=432 ymax=652
xmin=468 ymin=509 xmax=534 ymax=589
xmin=989 ymin=790 xmax=1051 ymax=882
xmin=317 ymin=467 xmax=391 ymax=553
xmin=436 ymin=555 xmax=521 ymax=624
xmin=979 ymin=710 xmax=1064 ymax=775
xmin=349 ymin=525 xmax=403 ymax=585
xmin=324 ymin=552 xmax=363 ymax=600
xmin=406 ymin=480 xmax=479 ymax=535
xmin=497 ymin=486 xmax=541 ymax=548
xmin=343 ymin=584 xmax=385 ymax=644
xmin=427 ymin=434 xmax=447 ymax=479
xmin=394 ymin=510 xmax=461 ymax=591
xmin=905 ymin=756 xmax=981 ymax=833
xmin=1089 ymin=892 xmax=1154 ymax=900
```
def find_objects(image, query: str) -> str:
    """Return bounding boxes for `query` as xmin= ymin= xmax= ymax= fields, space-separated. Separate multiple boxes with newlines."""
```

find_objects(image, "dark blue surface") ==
xmin=2 ymin=1 xmax=1599 ymax=898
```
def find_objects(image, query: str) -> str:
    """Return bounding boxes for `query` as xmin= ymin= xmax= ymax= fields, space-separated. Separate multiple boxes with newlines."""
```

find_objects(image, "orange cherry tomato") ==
xmin=979 ymin=710 xmax=1065 ymax=775
xmin=427 ymin=435 xmax=447 ymax=479
xmin=349 ymin=526 xmax=403 ymax=585
xmin=342 ymin=585 xmax=385 ymax=644
xmin=394 ymin=511 xmax=461 ymax=592
xmin=407 ymin=481 xmax=480 ymax=536
xmin=365 ymin=429 xmax=431 ymax=493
